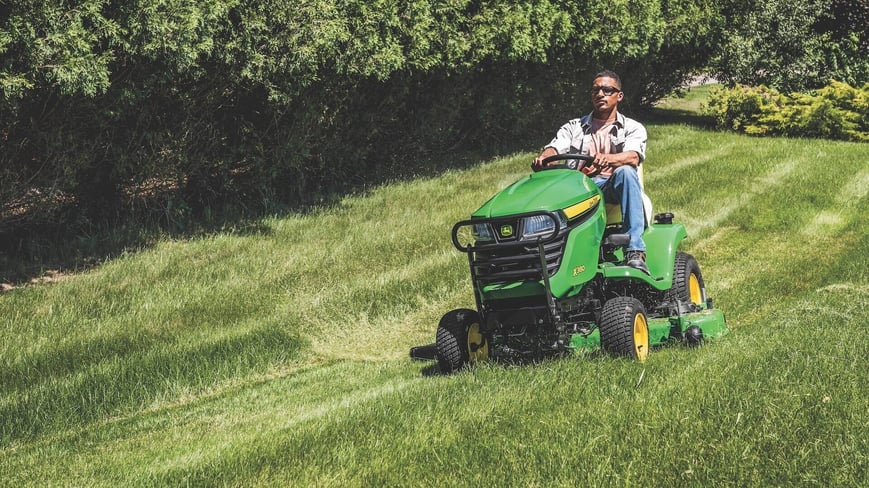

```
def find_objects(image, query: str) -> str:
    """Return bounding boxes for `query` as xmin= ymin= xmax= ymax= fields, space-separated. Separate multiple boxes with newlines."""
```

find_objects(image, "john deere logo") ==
xmin=500 ymin=224 xmax=513 ymax=237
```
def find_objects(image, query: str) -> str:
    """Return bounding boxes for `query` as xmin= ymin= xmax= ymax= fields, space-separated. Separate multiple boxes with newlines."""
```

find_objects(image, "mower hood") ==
xmin=472 ymin=169 xmax=600 ymax=218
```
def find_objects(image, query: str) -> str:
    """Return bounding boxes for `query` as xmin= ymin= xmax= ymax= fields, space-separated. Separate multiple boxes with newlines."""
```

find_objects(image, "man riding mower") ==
xmin=411 ymin=153 xmax=727 ymax=373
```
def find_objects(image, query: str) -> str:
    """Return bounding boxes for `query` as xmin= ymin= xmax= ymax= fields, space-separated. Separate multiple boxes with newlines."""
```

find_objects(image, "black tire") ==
xmin=436 ymin=309 xmax=488 ymax=373
xmin=666 ymin=252 xmax=706 ymax=307
xmin=599 ymin=297 xmax=650 ymax=361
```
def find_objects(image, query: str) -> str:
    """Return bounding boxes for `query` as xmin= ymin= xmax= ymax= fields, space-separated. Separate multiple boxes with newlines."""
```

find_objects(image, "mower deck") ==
xmin=570 ymin=307 xmax=727 ymax=352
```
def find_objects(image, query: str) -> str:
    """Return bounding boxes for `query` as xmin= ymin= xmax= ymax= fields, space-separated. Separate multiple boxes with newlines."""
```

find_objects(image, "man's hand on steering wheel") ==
xmin=586 ymin=153 xmax=610 ymax=177
xmin=531 ymin=153 xmax=596 ymax=172
xmin=532 ymin=148 xmax=558 ymax=171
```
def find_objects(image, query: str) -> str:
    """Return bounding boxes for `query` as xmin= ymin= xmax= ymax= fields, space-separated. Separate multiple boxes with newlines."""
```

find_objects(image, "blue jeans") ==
xmin=593 ymin=166 xmax=646 ymax=252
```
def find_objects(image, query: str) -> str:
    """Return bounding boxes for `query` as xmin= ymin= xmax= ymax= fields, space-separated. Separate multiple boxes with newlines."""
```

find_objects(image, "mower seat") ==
xmin=604 ymin=163 xmax=653 ymax=227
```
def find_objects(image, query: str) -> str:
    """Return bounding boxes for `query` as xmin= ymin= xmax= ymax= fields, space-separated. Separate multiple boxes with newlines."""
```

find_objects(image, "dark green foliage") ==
xmin=703 ymin=80 xmax=869 ymax=141
xmin=0 ymin=0 xmax=724 ymax=250
xmin=710 ymin=0 xmax=869 ymax=92
xmin=630 ymin=0 xmax=724 ymax=105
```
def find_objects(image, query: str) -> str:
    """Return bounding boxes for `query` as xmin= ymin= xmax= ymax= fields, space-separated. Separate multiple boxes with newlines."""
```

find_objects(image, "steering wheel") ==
xmin=534 ymin=154 xmax=599 ymax=175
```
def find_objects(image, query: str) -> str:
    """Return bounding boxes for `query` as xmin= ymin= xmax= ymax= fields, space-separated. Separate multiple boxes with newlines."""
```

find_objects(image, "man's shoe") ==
xmin=625 ymin=250 xmax=650 ymax=274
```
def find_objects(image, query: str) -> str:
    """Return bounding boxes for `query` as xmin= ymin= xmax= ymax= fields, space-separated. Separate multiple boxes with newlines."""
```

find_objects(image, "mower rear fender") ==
xmin=644 ymin=222 xmax=687 ymax=289
xmin=599 ymin=222 xmax=688 ymax=291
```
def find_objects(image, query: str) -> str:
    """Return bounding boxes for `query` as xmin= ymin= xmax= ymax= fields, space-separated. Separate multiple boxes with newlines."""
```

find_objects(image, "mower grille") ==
xmin=472 ymin=234 xmax=567 ymax=285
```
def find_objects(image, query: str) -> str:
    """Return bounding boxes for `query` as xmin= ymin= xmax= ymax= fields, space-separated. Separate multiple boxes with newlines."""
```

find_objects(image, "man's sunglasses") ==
xmin=591 ymin=86 xmax=621 ymax=96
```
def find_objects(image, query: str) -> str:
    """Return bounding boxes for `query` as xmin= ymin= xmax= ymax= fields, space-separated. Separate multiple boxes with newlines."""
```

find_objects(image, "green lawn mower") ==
xmin=411 ymin=154 xmax=727 ymax=373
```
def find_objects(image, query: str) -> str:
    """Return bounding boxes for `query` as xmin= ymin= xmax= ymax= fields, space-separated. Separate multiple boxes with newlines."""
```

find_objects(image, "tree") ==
xmin=710 ymin=0 xmax=869 ymax=91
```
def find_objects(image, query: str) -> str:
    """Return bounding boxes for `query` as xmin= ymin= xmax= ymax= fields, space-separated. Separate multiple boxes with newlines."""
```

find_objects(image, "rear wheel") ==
xmin=436 ymin=309 xmax=488 ymax=373
xmin=666 ymin=252 xmax=705 ymax=307
xmin=599 ymin=297 xmax=650 ymax=361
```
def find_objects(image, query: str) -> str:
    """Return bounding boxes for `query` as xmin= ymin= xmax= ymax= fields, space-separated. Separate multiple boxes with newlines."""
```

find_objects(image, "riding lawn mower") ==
xmin=411 ymin=154 xmax=727 ymax=373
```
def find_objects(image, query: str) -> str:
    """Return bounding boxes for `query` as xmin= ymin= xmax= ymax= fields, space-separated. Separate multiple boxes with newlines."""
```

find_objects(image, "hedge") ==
xmin=0 ymin=0 xmax=724 ymax=238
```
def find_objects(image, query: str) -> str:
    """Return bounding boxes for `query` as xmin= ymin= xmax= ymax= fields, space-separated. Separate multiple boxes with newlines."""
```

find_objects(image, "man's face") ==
xmin=591 ymin=76 xmax=623 ymax=113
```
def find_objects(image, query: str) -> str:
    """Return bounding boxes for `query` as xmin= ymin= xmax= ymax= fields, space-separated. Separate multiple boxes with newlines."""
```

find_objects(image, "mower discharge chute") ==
xmin=411 ymin=154 xmax=727 ymax=373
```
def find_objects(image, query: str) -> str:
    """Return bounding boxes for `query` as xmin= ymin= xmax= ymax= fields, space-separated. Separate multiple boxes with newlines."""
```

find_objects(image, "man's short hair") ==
xmin=594 ymin=70 xmax=622 ymax=88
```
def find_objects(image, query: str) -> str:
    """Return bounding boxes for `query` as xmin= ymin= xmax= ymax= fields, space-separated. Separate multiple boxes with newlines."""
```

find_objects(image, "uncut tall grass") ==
xmin=1 ymin=100 xmax=867 ymax=485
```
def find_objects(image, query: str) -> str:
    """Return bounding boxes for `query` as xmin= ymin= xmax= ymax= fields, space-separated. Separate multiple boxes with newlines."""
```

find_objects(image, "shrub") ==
xmin=703 ymin=81 xmax=869 ymax=142
xmin=703 ymin=84 xmax=784 ymax=132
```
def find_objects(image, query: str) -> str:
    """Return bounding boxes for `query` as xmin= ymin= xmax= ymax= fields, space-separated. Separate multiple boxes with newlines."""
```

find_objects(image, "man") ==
xmin=532 ymin=70 xmax=649 ymax=272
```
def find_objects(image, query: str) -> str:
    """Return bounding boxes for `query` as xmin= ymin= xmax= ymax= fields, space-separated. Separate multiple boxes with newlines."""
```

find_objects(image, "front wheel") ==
xmin=599 ymin=297 xmax=650 ymax=361
xmin=436 ymin=309 xmax=488 ymax=373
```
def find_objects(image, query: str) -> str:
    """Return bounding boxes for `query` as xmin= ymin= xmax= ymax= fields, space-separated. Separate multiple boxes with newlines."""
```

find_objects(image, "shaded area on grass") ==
xmin=644 ymin=105 xmax=716 ymax=128
xmin=0 ymin=86 xmax=721 ymax=286
xmin=0 ymin=145 xmax=521 ymax=286
xmin=642 ymin=84 xmax=717 ymax=128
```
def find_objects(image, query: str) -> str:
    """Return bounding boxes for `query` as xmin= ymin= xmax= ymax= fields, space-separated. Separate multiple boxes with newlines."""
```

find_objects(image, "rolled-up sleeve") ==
xmin=622 ymin=119 xmax=647 ymax=162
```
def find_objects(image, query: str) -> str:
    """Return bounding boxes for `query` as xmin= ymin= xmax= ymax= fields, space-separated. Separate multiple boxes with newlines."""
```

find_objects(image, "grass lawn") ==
xmin=1 ymin=89 xmax=867 ymax=486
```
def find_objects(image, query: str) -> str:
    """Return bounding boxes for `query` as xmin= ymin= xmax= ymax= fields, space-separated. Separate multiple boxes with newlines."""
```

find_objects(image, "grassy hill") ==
xmin=1 ymin=92 xmax=867 ymax=486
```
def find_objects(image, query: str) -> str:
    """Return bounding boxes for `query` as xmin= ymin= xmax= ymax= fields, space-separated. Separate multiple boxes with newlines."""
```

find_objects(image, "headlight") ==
xmin=472 ymin=223 xmax=494 ymax=243
xmin=520 ymin=213 xmax=566 ymax=240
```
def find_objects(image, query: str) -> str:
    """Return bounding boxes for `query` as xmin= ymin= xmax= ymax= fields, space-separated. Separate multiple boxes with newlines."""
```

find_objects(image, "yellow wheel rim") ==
xmin=467 ymin=322 xmax=489 ymax=362
xmin=688 ymin=273 xmax=703 ymax=305
xmin=633 ymin=313 xmax=650 ymax=362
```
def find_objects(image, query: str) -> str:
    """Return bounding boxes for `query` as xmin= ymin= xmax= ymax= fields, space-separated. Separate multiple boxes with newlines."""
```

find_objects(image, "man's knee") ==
xmin=610 ymin=166 xmax=640 ymax=190
xmin=612 ymin=165 xmax=639 ymax=181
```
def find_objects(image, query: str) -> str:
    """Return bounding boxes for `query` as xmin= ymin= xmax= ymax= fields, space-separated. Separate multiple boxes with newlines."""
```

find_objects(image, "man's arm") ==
xmin=620 ymin=119 xmax=647 ymax=163
xmin=591 ymin=150 xmax=640 ymax=169
xmin=532 ymin=119 xmax=583 ymax=170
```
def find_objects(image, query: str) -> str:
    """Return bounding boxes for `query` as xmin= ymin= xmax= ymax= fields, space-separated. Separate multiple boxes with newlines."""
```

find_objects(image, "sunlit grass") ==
xmin=1 ymin=107 xmax=867 ymax=485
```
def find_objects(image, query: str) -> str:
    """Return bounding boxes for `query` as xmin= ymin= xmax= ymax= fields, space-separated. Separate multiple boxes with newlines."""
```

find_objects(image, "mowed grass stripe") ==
xmin=802 ymin=167 xmax=869 ymax=235
xmin=644 ymin=140 xmax=742 ymax=183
